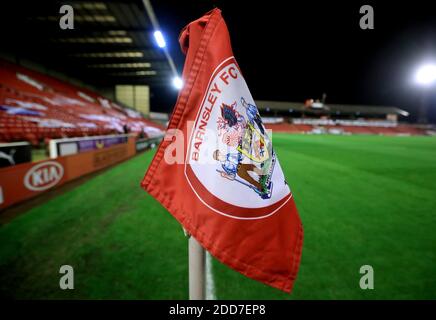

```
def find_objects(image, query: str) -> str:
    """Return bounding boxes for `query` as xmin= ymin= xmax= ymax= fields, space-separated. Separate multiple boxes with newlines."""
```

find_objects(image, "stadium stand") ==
xmin=0 ymin=60 xmax=163 ymax=145
xmin=257 ymin=100 xmax=429 ymax=136
xmin=264 ymin=123 xmax=427 ymax=135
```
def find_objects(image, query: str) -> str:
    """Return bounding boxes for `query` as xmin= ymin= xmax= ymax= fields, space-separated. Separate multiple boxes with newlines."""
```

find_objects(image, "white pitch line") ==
xmin=206 ymin=252 xmax=217 ymax=300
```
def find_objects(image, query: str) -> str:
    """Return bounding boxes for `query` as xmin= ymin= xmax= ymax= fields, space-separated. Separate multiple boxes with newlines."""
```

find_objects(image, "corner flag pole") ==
xmin=188 ymin=235 xmax=206 ymax=300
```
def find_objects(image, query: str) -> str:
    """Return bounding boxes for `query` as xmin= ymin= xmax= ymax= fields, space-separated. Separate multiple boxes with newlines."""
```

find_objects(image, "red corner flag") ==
xmin=141 ymin=8 xmax=303 ymax=293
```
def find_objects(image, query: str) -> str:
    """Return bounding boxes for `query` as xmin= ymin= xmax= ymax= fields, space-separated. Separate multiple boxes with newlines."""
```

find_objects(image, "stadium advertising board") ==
xmin=0 ymin=138 xmax=136 ymax=210
xmin=49 ymin=134 xmax=130 ymax=158
xmin=0 ymin=142 xmax=32 ymax=168
xmin=23 ymin=161 xmax=64 ymax=191
xmin=0 ymin=158 xmax=68 ymax=209
xmin=92 ymin=144 xmax=129 ymax=170
xmin=78 ymin=136 xmax=127 ymax=152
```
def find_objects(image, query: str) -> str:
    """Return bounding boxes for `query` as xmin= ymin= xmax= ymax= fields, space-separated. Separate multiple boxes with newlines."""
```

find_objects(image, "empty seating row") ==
xmin=0 ymin=60 xmax=164 ymax=145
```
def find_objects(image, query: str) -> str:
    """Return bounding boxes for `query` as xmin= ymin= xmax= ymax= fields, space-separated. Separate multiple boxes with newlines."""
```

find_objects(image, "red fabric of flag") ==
xmin=141 ymin=8 xmax=303 ymax=293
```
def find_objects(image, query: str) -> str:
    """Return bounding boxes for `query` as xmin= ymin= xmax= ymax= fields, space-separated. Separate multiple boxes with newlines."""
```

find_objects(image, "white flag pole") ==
xmin=188 ymin=235 xmax=206 ymax=300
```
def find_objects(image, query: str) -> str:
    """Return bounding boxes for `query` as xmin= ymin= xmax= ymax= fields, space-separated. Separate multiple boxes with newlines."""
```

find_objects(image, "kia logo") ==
xmin=24 ymin=161 xmax=64 ymax=191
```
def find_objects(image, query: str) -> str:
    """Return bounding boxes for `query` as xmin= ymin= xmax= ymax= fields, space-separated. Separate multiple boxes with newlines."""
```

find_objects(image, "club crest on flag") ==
xmin=185 ymin=57 xmax=292 ymax=219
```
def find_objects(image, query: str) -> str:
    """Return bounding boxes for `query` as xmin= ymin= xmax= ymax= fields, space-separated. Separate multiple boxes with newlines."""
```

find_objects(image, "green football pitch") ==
xmin=1 ymin=134 xmax=435 ymax=299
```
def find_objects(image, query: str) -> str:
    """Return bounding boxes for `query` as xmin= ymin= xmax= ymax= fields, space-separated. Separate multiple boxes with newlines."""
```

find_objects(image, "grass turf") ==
xmin=0 ymin=134 xmax=435 ymax=299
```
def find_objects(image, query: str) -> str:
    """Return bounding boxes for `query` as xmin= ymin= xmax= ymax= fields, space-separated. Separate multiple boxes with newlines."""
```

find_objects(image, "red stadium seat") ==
xmin=0 ymin=60 xmax=164 ymax=143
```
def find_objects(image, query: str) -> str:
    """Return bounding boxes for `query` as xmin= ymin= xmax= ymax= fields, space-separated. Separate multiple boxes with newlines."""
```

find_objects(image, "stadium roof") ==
xmin=0 ymin=0 xmax=174 ymax=86
xmin=255 ymin=100 xmax=410 ymax=117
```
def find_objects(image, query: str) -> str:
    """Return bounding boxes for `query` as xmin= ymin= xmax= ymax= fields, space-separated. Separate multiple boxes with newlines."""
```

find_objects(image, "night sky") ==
xmin=153 ymin=0 xmax=436 ymax=123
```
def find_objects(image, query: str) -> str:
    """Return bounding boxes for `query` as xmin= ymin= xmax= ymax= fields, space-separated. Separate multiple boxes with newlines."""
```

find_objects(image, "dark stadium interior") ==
xmin=0 ymin=1 xmax=173 ymax=84
xmin=1 ymin=0 xmax=436 ymax=121
xmin=0 ymin=0 xmax=175 ymax=112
